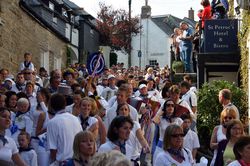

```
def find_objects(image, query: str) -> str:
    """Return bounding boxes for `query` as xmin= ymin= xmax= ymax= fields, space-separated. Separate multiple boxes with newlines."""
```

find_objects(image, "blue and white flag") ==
xmin=87 ymin=52 xmax=105 ymax=75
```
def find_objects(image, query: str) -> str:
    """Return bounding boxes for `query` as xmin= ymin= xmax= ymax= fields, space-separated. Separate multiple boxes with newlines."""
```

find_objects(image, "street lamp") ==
xmin=128 ymin=0 xmax=132 ymax=67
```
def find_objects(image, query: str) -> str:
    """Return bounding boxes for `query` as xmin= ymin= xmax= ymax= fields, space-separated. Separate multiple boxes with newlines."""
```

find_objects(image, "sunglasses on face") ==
xmin=166 ymin=103 xmax=175 ymax=107
xmin=171 ymin=133 xmax=185 ymax=138
xmin=224 ymin=116 xmax=233 ymax=120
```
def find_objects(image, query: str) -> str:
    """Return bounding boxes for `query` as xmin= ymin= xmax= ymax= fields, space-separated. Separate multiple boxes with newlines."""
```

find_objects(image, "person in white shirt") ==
xmin=11 ymin=73 xmax=26 ymax=93
xmin=77 ymin=97 xmax=99 ymax=140
xmin=65 ymin=90 xmax=84 ymax=116
xmin=180 ymin=81 xmax=197 ymax=115
xmin=218 ymin=88 xmax=239 ymax=119
xmin=0 ymin=107 xmax=27 ymax=166
xmin=116 ymin=103 xmax=150 ymax=164
xmin=19 ymin=52 xmax=35 ymax=72
xmin=181 ymin=113 xmax=200 ymax=161
xmin=154 ymin=124 xmax=194 ymax=166
xmin=6 ymin=98 xmax=33 ymax=145
xmin=153 ymin=99 xmax=183 ymax=163
xmin=98 ymin=116 xmax=134 ymax=158
xmin=18 ymin=131 xmax=37 ymax=166
xmin=101 ymin=74 xmax=118 ymax=101
xmin=46 ymin=93 xmax=82 ymax=164
xmin=104 ymin=85 xmax=139 ymax=130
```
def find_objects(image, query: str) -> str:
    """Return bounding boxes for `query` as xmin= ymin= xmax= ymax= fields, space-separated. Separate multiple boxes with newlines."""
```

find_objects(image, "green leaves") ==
xmin=197 ymin=80 xmax=248 ymax=135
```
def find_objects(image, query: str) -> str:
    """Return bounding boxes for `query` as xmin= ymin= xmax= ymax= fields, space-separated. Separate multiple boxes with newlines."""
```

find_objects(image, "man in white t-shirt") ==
xmin=104 ymin=84 xmax=138 ymax=129
xmin=47 ymin=93 xmax=82 ymax=164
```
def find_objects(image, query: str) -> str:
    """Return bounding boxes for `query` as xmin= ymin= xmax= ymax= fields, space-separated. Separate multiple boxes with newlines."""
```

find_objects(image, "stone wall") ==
xmin=0 ymin=0 xmax=68 ymax=74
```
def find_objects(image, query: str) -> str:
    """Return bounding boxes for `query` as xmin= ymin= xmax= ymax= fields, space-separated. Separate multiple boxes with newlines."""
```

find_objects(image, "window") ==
xmin=149 ymin=60 xmax=158 ymax=66
xmin=49 ymin=2 xmax=54 ymax=11
xmin=70 ymin=15 xmax=74 ymax=23
xmin=62 ymin=8 xmax=68 ymax=18
xmin=40 ymin=51 xmax=50 ymax=73
xmin=52 ymin=17 xmax=57 ymax=24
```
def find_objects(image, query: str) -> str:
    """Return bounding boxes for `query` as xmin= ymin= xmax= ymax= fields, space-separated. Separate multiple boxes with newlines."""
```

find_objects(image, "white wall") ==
xmin=116 ymin=50 xmax=128 ymax=68
xmin=65 ymin=23 xmax=71 ymax=40
xmin=71 ymin=27 xmax=79 ymax=46
xmin=131 ymin=17 xmax=171 ymax=69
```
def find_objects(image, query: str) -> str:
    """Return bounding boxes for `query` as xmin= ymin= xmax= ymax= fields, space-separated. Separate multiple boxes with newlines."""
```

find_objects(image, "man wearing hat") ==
xmin=101 ymin=74 xmax=118 ymax=101
xmin=96 ymin=76 xmax=109 ymax=96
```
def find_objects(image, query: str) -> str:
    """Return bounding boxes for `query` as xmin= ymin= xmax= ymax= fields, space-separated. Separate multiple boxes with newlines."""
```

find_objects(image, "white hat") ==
xmin=4 ymin=78 xmax=15 ymax=85
xmin=108 ymin=74 xmax=115 ymax=80
xmin=139 ymin=84 xmax=147 ymax=90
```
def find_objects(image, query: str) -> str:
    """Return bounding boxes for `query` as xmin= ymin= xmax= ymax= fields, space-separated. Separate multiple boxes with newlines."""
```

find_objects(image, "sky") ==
xmin=70 ymin=0 xmax=202 ymax=21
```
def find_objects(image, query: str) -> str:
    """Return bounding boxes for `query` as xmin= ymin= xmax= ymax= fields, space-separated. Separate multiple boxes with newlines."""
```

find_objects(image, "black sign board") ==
xmin=204 ymin=19 xmax=238 ymax=53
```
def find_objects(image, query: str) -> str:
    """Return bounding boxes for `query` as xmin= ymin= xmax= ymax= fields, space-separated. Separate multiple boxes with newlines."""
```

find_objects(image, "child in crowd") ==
xmin=18 ymin=131 xmax=38 ymax=166
xmin=181 ymin=113 xmax=200 ymax=161
xmin=19 ymin=52 xmax=35 ymax=72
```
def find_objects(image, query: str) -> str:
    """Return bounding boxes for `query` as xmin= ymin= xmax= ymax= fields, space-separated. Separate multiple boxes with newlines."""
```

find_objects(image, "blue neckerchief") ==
xmin=10 ymin=123 xmax=18 ymax=135
xmin=167 ymin=148 xmax=185 ymax=161
xmin=115 ymin=141 xmax=126 ymax=155
xmin=162 ymin=115 xmax=173 ymax=123
xmin=24 ymin=61 xmax=31 ymax=68
xmin=15 ymin=111 xmax=25 ymax=118
xmin=0 ymin=134 xmax=8 ymax=146
xmin=19 ymin=147 xmax=33 ymax=152
xmin=80 ymin=115 xmax=89 ymax=130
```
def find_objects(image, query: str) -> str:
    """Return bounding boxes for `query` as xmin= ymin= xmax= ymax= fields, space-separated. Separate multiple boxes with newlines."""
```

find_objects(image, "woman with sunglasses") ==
xmin=214 ymin=119 xmax=245 ymax=166
xmin=210 ymin=107 xmax=237 ymax=166
xmin=116 ymin=103 xmax=149 ymax=165
xmin=154 ymin=124 xmax=194 ymax=166
xmin=0 ymin=107 xmax=27 ymax=166
xmin=153 ymin=98 xmax=183 ymax=163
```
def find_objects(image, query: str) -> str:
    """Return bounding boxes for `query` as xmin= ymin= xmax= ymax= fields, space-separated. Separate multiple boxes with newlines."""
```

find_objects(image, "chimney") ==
xmin=141 ymin=5 xmax=151 ymax=19
xmin=188 ymin=7 xmax=194 ymax=20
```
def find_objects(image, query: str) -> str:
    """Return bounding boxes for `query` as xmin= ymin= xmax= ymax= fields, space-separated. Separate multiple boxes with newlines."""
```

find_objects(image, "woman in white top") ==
xmin=210 ymin=107 xmax=237 ymax=166
xmin=116 ymin=103 xmax=150 ymax=164
xmin=154 ymin=124 xmax=194 ymax=166
xmin=153 ymin=98 xmax=183 ymax=162
xmin=98 ymin=116 xmax=133 ymax=157
xmin=7 ymin=98 xmax=33 ymax=144
xmin=0 ymin=107 xmax=27 ymax=166
xmin=35 ymin=88 xmax=53 ymax=166
xmin=78 ymin=97 xmax=99 ymax=140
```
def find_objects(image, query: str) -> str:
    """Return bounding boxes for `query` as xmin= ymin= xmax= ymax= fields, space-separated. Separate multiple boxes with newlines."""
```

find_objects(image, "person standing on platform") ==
xmin=179 ymin=22 xmax=194 ymax=73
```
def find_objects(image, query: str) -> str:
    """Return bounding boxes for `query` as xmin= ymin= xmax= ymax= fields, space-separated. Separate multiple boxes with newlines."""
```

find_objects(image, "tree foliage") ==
xmin=96 ymin=2 xmax=141 ymax=53
xmin=197 ymin=80 xmax=248 ymax=134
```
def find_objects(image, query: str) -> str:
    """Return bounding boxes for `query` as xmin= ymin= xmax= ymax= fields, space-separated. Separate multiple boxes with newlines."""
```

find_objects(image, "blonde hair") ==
xmin=72 ymin=131 xmax=96 ymax=161
xmin=89 ymin=150 xmax=131 ymax=166
xmin=163 ymin=124 xmax=183 ymax=151
xmin=147 ymin=67 xmax=153 ymax=73
xmin=220 ymin=107 xmax=237 ymax=124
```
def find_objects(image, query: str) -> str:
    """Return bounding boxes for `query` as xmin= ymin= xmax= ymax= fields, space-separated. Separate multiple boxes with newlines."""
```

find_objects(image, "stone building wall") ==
xmin=0 ymin=0 xmax=68 ymax=75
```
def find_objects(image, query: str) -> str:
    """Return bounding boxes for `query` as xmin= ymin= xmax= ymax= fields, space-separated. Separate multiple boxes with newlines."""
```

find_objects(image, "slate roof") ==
xmin=151 ymin=15 xmax=196 ymax=36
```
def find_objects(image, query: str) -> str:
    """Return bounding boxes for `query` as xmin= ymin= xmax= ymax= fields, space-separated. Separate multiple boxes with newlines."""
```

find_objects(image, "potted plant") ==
xmin=172 ymin=60 xmax=184 ymax=73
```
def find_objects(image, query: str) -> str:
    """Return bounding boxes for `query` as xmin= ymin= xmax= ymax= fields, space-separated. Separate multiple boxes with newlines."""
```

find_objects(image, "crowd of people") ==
xmin=171 ymin=0 xmax=230 ymax=73
xmin=0 ymin=51 xmax=249 ymax=166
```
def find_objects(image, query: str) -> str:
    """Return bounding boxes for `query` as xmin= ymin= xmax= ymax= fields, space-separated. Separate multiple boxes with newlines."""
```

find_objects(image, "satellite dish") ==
xmin=236 ymin=0 xmax=250 ymax=10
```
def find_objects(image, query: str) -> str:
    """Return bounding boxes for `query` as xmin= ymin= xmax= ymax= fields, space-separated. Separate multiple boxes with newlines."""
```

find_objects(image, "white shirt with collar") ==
xmin=0 ymin=136 xmax=19 ymax=162
xmin=183 ymin=129 xmax=200 ymax=154
xmin=104 ymin=102 xmax=139 ymax=130
xmin=181 ymin=89 xmax=197 ymax=109
xmin=47 ymin=110 xmax=82 ymax=162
